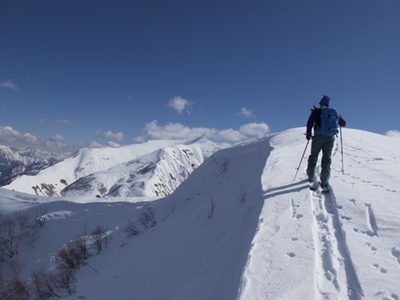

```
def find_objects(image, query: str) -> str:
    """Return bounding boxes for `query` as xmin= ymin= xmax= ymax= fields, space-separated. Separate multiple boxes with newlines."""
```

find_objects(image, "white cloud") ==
xmin=167 ymin=96 xmax=194 ymax=114
xmin=144 ymin=120 xmax=216 ymax=140
xmin=2 ymin=127 xmax=22 ymax=137
xmin=38 ymin=118 xmax=72 ymax=125
xmin=386 ymin=130 xmax=400 ymax=138
xmin=239 ymin=107 xmax=254 ymax=117
xmin=140 ymin=120 xmax=269 ymax=142
xmin=0 ymin=80 xmax=19 ymax=90
xmin=133 ymin=136 xmax=147 ymax=143
xmin=49 ymin=134 xmax=65 ymax=142
xmin=0 ymin=126 xmax=76 ymax=153
xmin=56 ymin=119 xmax=72 ymax=125
xmin=96 ymin=130 xmax=124 ymax=142
xmin=217 ymin=129 xmax=246 ymax=142
xmin=0 ymin=126 xmax=38 ymax=146
xmin=239 ymin=123 xmax=269 ymax=137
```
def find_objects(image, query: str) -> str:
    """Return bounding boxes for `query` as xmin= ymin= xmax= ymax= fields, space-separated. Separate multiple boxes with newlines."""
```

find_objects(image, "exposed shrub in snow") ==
xmin=54 ymin=266 xmax=76 ymax=296
xmin=31 ymin=267 xmax=61 ymax=299
xmin=212 ymin=156 xmax=229 ymax=173
xmin=207 ymin=199 xmax=216 ymax=219
xmin=0 ymin=260 xmax=30 ymax=300
xmin=138 ymin=206 xmax=157 ymax=229
xmin=35 ymin=205 xmax=48 ymax=228
xmin=239 ymin=185 xmax=247 ymax=203
xmin=0 ymin=218 xmax=115 ymax=299
xmin=91 ymin=224 xmax=111 ymax=253
xmin=124 ymin=219 xmax=140 ymax=237
xmin=40 ymin=183 xmax=58 ymax=197
xmin=56 ymin=242 xmax=85 ymax=272
xmin=0 ymin=213 xmax=36 ymax=259
xmin=167 ymin=199 xmax=177 ymax=216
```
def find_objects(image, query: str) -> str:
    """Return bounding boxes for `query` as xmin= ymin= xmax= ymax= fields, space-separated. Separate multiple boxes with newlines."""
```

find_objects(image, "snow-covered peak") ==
xmin=61 ymin=142 xmax=223 ymax=198
xmin=3 ymin=138 xmax=226 ymax=197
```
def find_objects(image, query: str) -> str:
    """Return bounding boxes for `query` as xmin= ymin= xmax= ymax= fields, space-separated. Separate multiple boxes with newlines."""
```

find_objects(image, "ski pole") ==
xmin=294 ymin=139 xmax=310 ymax=181
xmin=340 ymin=126 xmax=344 ymax=174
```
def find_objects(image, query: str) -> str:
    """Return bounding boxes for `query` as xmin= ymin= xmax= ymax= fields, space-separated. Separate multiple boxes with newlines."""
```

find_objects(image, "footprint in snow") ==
xmin=340 ymin=215 xmax=351 ymax=221
xmin=375 ymin=291 xmax=399 ymax=300
xmin=365 ymin=243 xmax=377 ymax=252
xmin=391 ymin=247 xmax=400 ymax=266
xmin=373 ymin=263 xmax=388 ymax=274
xmin=349 ymin=198 xmax=357 ymax=205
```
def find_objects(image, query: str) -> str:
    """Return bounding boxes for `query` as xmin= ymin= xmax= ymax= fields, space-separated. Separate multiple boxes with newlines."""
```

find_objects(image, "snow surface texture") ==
xmin=0 ymin=128 xmax=399 ymax=300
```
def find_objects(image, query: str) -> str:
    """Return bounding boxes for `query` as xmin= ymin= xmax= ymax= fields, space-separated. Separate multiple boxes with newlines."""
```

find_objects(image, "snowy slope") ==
xmin=0 ymin=128 xmax=399 ymax=300
xmin=61 ymin=140 xmax=224 ymax=198
xmin=3 ymin=139 xmax=221 ymax=197
xmin=240 ymin=128 xmax=400 ymax=300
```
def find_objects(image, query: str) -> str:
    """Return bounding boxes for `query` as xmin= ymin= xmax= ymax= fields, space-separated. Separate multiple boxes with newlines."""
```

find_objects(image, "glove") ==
xmin=306 ymin=133 xmax=311 ymax=140
xmin=339 ymin=116 xmax=346 ymax=127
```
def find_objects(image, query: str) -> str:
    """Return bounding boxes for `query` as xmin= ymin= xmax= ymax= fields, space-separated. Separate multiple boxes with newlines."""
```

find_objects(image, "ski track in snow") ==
xmin=310 ymin=188 xmax=364 ymax=300
xmin=240 ymin=129 xmax=400 ymax=300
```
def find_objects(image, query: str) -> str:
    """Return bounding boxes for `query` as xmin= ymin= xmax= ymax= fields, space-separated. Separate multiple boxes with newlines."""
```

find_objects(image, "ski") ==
xmin=308 ymin=181 xmax=330 ymax=193
xmin=321 ymin=185 xmax=330 ymax=193
xmin=308 ymin=181 xmax=318 ymax=191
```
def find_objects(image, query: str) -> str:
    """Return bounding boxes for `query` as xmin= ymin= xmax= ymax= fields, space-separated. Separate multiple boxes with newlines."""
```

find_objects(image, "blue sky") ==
xmin=1 ymin=0 xmax=400 ymax=150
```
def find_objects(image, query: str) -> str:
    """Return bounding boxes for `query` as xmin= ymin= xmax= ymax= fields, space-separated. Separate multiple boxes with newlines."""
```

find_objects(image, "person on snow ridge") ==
xmin=306 ymin=95 xmax=346 ymax=189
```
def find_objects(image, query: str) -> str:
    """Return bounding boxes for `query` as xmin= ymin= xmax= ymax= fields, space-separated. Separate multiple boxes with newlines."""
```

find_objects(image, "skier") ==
xmin=306 ymin=95 xmax=346 ymax=191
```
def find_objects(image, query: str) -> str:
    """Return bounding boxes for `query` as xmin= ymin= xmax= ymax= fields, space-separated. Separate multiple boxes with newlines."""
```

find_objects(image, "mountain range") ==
xmin=0 ymin=128 xmax=399 ymax=300
xmin=0 ymin=144 xmax=70 ymax=186
xmin=3 ymin=138 xmax=227 ymax=198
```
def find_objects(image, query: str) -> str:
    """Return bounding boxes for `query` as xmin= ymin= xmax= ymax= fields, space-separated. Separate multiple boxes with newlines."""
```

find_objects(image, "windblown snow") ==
xmin=0 ymin=128 xmax=399 ymax=300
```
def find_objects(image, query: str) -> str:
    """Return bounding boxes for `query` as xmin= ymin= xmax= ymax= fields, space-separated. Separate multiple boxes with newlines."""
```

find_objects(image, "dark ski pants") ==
xmin=306 ymin=134 xmax=335 ymax=183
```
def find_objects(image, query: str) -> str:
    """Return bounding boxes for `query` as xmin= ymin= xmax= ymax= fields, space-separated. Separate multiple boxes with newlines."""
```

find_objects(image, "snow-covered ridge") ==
xmin=61 ymin=143 xmax=217 ymax=198
xmin=3 ymin=138 xmax=227 ymax=197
